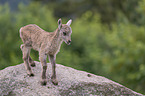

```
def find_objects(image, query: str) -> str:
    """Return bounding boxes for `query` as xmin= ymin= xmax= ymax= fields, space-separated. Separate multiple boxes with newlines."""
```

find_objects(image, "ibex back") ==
xmin=20 ymin=19 xmax=72 ymax=85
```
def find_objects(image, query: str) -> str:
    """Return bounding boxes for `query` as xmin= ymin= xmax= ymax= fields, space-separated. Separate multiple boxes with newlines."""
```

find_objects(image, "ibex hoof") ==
xmin=51 ymin=79 xmax=58 ymax=85
xmin=41 ymin=80 xmax=47 ymax=86
xmin=28 ymin=73 xmax=34 ymax=77
xmin=30 ymin=63 xmax=36 ymax=67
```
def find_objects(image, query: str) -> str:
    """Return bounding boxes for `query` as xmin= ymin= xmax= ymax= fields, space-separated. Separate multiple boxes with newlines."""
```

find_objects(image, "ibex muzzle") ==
xmin=67 ymin=40 xmax=71 ymax=45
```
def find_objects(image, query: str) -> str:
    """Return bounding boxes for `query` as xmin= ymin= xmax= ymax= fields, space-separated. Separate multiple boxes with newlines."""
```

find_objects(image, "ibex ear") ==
xmin=66 ymin=19 xmax=72 ymax=26
xmin=58 ymin=18 xmax=62 ymax=30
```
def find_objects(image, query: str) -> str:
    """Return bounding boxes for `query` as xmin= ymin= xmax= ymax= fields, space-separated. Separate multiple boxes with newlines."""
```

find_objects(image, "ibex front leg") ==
xmin=48 ymin=55 xmax=58 ymax=85
xmin=39 ymin=51 xmax=47 ymax=85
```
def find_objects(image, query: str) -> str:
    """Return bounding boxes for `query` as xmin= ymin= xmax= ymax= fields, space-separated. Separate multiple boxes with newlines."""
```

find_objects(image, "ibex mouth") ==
xmin=67 ymin=40 xmax=71 ymax=45
xmin=67 ymin=42 xmax=71 ymax=45
xmin=64 ymin=40 xmax=71 ymax=45
xmin=64 ymin=41 xmax=71 ymax=45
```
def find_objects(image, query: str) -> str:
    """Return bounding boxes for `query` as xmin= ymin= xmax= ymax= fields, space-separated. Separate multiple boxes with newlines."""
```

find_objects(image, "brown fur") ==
xmin=20 ymin=19 xmax=72 ymax=85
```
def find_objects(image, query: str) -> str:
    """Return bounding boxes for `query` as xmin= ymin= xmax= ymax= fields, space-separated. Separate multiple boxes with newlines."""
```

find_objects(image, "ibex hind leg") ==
xmin=28 ymin=49 xmax=36 ymax=67
xmin=28 ymin=56 xmax=35 ymax=67
xmin=20 ymin=44 xmax=34 ymax=76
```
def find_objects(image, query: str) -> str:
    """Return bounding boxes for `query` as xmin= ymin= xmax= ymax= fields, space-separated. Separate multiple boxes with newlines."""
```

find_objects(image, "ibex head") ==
xmin=58 ymin=18 xmax=72 ymax=45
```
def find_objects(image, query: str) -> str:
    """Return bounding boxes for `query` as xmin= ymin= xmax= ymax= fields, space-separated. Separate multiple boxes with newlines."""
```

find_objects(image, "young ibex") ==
xmin=20 ymin=19 xmax=72 ymax=85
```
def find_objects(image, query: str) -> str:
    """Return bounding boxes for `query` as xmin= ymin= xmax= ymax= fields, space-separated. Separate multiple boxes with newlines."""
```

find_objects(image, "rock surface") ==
xmin=0 ymin=61 xmax=143 ymax=96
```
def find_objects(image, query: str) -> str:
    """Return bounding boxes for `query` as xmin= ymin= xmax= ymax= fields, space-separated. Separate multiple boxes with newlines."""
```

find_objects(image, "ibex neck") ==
xmin=53 ymin=28 xmax=62 ymax=44
xmin=54 ymin=28 xmax=60 ymax=38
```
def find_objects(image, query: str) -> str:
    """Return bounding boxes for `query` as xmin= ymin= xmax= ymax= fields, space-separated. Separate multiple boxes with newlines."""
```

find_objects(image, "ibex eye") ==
xmin=63 ymin=32 xmax=66 ymax=36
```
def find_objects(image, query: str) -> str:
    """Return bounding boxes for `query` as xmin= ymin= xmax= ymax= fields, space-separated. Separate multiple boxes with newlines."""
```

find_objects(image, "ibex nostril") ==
xmin=68 ymin=40 xmax=71 ymax=43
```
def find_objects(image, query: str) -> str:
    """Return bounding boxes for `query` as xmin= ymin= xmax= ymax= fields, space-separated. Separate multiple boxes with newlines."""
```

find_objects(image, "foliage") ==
xmin=33 ymin=0 xmax=143 ymax=25
xmin=62 ymin=12 xmax=145 ymax=93
xmin=0 ymin=1 xmax=145 ymax=94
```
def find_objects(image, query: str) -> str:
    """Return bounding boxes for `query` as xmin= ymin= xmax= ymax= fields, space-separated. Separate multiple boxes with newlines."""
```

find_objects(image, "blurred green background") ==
xmin=0 ymin=0 xmax=145 ymax=94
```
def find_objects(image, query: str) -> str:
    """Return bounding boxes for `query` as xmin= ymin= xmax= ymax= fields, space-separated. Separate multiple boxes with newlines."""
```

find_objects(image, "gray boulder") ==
xmin=0 ymin=61 xmax=143 ymax=96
